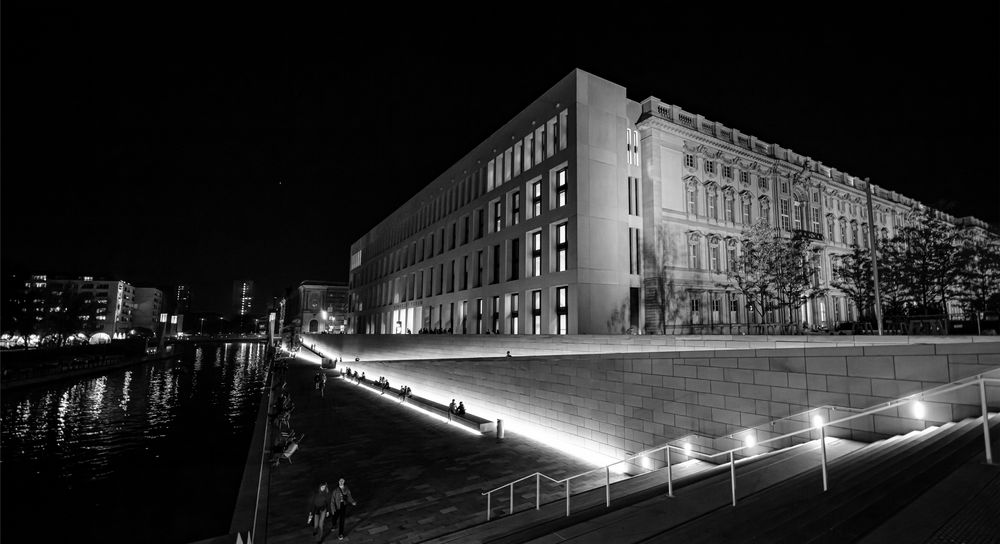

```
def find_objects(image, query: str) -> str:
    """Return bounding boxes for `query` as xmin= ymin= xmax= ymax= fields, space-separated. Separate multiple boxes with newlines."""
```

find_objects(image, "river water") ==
xmin=1 ymin=342 xmax=268 ymax=544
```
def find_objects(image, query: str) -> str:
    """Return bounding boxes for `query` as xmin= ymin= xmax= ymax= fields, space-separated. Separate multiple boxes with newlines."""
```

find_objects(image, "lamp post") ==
xmin=200 ymin=317 xmax=205 ymax=335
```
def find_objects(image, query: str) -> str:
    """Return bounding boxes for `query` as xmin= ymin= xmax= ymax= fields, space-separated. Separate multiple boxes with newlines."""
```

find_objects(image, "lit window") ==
xmin=556 ymin=286 xmax=568 ymax=335
xmin=510 ymin=293 xmax=519 ymax=334
xmin=511 ymin=191 xmax=520 ymax=225
xmin=556 ymin=168 xmax=567 ymax=208
xmin=532 ymin=180 xmax=542 ymax=217
xmin=531 ymin=290 xmax=542 ymax=334
xmin=524 ymin=133 xmax=534 ymax=171
xmin=793 ymin=201 xmax=803 ymax=230
xmin=494 ymin=201 xmax=502 ymax=232
xmin=556 ymin=223 xmax=568 ymax=272
xmin=531 ymin=231 xmax=542 ymax=277
xmin=780 ymin=199 xmax=790 ymax=230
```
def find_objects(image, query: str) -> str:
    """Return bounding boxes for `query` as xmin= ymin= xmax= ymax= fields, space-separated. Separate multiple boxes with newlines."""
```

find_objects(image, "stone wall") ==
xmin=325 ymin=340 xmax=1000 ymax=464
xmin=302 ymin=333 xmax=998 ymax=362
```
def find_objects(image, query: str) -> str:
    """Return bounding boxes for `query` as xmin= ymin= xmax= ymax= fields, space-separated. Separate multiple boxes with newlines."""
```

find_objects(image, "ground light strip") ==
xmin=346 ymin=378 xmax=483 ymax=436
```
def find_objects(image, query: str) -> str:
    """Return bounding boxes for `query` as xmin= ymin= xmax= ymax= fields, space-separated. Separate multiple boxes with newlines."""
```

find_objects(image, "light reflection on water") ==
xmin=0 ymin=342 xmax=267 ymax=544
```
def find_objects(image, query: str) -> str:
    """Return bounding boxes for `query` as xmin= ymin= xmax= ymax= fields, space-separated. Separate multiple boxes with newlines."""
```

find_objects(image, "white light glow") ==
xmin=912 ymin=401 xmax=926 ymax=419
xmin=350 ymin=380 xmax=481 ymax=436
xmin=812 ymin=415 xmax=824 ymax=429
xmin=640 ymin=455 xmax=652 ymax=471
xmin=683 ymin=442 xmax=693 ymax=455
xmin=745 ymin=433 xmax=756 ymax=448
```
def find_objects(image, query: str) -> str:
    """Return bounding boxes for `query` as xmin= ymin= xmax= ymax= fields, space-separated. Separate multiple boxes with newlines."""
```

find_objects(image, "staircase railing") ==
xmin=481 ymin=369 xmax=1000 ymax=520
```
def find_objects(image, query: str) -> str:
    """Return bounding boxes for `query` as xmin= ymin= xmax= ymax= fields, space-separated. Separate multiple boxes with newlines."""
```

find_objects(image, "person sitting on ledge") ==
xmin=456 ymin=402 xmax=466 ymax=416
xmin=449 ymin=399 xmax=456 ymax=414
xmin=360 ymin=372 xmax=365 ymax=382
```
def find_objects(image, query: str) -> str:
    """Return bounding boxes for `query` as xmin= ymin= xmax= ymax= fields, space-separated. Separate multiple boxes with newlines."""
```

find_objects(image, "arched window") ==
xmin=309 ymin=319 xmax=319 ymax=333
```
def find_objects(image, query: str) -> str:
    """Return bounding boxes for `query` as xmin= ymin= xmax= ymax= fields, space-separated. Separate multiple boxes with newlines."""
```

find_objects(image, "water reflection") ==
xmin=1 ymin=342 xmax=267 ymax=544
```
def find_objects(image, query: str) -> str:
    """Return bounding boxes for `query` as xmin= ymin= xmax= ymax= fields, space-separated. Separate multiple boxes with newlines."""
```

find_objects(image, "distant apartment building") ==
xmin=232 ymin=280 xmax=254 ymax=317
xmin=132 ymin=287 xmax=164 ymax=331
xmin=283 ymin=280 xmax=349 ymax=337
xmin=11 ymin=275 xmax=136 ymax=340
xmin=348 ymin=69 xmax=995 ymax=335
xmin=174 ymin=284 xmax=192 ymax=314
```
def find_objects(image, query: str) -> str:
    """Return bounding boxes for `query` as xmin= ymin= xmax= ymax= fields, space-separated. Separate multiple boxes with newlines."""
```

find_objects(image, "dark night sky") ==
xmin=3 ymin=8 xmax=998 ymax=314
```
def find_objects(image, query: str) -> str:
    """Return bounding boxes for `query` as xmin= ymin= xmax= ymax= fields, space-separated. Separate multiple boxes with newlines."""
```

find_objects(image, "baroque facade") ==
xmin=347 ymin=69 xmax=992 ymax=335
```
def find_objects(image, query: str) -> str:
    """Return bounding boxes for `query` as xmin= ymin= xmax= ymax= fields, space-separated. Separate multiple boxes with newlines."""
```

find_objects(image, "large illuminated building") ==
xmin=347 ymin=69 xmax=994 ymax=335
xmin=8 ymin=275 xmax=136 ymax=341
xmin=232 ymin=279 xmax=254 ymax=317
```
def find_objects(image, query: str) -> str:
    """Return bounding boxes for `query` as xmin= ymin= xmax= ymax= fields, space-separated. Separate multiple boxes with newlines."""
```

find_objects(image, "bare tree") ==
xmin=642 ymin=224 xmax=682 ymax=334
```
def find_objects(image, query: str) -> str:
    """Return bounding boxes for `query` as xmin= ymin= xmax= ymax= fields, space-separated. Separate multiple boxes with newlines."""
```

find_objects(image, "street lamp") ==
xmin=200 ymin=317 xmax=205 ymax=335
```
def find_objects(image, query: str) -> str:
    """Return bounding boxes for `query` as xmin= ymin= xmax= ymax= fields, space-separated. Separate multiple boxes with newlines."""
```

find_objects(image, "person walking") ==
xmin=331 ymin=477 xmax=358 ymax=540
xmin=308 ymin=482 xmax=333 ymax=542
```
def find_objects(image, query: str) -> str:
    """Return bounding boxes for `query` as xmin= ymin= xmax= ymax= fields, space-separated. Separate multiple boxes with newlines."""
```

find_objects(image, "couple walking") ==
xmin=309 ymin=478 xmax=358 ymax=541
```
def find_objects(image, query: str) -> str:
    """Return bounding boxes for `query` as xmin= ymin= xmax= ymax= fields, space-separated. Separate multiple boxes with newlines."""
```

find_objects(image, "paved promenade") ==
xmin=265 ymin=356 xmax=594 ymax=544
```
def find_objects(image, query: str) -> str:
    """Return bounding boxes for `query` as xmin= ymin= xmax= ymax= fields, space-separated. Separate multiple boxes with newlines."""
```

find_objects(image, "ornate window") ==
xmin=709 ymin=237 xmax=721 ymax=273
xmin=706 ymin=184 xmax=718 ymax=220
xmin=686 ymin=181 xmax=698 ymax=215
xmin=684 ymin=154 xmax=696 ymax=169
xmin=826 ymin=214 xmax=835 ymax=241
xmin=688 ymin=232 xmax=702 ymax=269
xmin=726 ymin=238 xmax=738 ymax=272
xmin=759 ymin=197 xmax=771 ymax=226
xmin=741 ymin=193 xmax=753 ymax=224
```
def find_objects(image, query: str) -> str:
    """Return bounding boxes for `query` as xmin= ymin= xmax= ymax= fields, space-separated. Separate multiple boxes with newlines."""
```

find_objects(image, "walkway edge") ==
xmin=228 ymin=360 xmax=276 ymax=543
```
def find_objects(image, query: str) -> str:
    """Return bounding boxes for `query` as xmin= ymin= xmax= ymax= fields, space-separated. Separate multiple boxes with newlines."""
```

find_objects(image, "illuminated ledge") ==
xmin=345 ymin=376 xmax=494 ymax=435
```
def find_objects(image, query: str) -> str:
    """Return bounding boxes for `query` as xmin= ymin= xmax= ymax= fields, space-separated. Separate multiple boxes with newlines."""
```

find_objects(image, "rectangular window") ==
xmin=780 ymin=199 xmax=790 ymax=230
xmin=628 ymin=227 xmax=642 ymax=274
xmin=759 ymin=177 xmax=769 ymax=191
xmin=556 ymin=223 xmax=568 ymax=272
xmin=556 ymin=168 xmax=567 ymax=207
xmin=524 ymin=133 xmax=534 ymax=171
xmin=740 ymin=171 xmax=750 ymax=184
xmin=510 ymin=237 xmax=520 ymax=280
xmin=546 ymin=117 xmax=557 ymax=158
xmin=476 ymin=298 xmax=483 ymax=334
xmin=725 ymin=194 xmax=735 ymax=223
xmin=513 ymin=142 xmax=522 ymax=177
xmin=742 ymin=199 xmax=752 ymax=224
xmin=722 ymin=165 xmax=733 ymax=179
xmin=690 ymin=296 xmax=701 ymax=323
xmin=511 ymin=191 xmax=520 ymax=225
xmin=812 ymin=208 xmax=821 ymax=233
xmin=710 ymin=241 xmax=720 ymax=272
xmin=504 ymin=148 xmax=513 ymax=182
xmin=476 ymin=208 xmax=484 ymax=239
xmin=510 ymin=293 xmax=519 ymax=334
xmin=487 ymin=159 xmax=495 ymax=191
xmin=437 ymin=263 xmax=443 ymax=295
xmin=704 ymin=161 xmax=716 ymax=175
xmin=476 ymin=250 xmax=484 ymax=287
xmin=531 ymin=290 xmax=541 ymax=334
xmin=450 ymin=222 xmax=456 ymax=250
xmin=689 ymin=241 xmax=700 ymax=269
xmin=492 ymin=244 xmax=500 ymax=284
xmin=793 ymin=202 xmax=803 ymax=230
xmin=827 ymin=216 xmax=835 ymax=240
xmin=535 ymin=125 xmax=545 ymax=164
xmin=492 ymin=295 xmax=500 ymax=334
xmin=684 ymin=154 xmax=696 ymax=168
xmin=687 ymin=187 xmax=697 ymax=215
xmin=493 ymin=201 xmax=502 ymax=232
xmin=532 ymin=180 xmax=542 ymax=217
xmin=781 ymin=180 xmax=789 ymax=194
xmin=556 ymin=286 xmax=568 ymax=335
xmin=462 ymin=255 xmax=469 ymax=290
xmin=728 ymin=245 xmax=737 ymax=272
xmin=707 ymin=192 xmax=717 ymax=220
xmin=559 ymin=109 xmax=568 ymax=151
xmin=531 ymin=231 xmax=542 ymax=277
xmin=463 ymin=215 xmax=469 ymax=244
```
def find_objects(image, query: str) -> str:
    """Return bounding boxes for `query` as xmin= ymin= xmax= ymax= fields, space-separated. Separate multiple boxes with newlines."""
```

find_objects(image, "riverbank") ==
xmin=0 ymin=342 xmax=186 ymax=391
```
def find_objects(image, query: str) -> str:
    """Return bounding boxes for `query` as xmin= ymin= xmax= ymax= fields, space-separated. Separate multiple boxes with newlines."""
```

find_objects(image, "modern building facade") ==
xmin=10 ymin=275 xmax=137 ymax=340
xmin=347 ymin=69 xmax=994 ymax=335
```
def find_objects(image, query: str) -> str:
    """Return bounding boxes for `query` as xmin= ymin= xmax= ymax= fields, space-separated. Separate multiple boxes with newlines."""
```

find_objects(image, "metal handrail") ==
xmin=481 ymin=369 xmax=1000 ymax=520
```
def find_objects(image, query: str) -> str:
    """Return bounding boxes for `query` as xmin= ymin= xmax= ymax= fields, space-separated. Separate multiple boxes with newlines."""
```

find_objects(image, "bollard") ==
xmin=497 ymin=419 xmax=505 ymax=440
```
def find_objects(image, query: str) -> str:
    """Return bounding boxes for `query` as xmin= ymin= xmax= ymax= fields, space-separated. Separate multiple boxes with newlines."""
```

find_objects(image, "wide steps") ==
xmin=648 ymin=414 xmax=999 ymax=543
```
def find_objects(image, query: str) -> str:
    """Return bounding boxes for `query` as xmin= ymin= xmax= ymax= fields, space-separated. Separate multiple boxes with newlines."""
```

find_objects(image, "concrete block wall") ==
xmin=330 ymin=341 xmax=1000 ymax=464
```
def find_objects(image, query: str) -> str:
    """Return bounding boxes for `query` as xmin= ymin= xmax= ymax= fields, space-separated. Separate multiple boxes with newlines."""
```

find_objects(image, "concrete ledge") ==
xmin=346 ymin=376 xmax=495 ymax=434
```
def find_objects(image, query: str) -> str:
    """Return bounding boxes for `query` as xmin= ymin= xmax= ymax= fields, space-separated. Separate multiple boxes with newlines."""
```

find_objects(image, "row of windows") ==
xmin=354 ymin=167 xmax=568 ymax=289
xmin=360 ymin=110 xmax=570 ymax=263
xmin=684 ymin=154 xmax=771 ymax=189
xmin=360 ymin=286 xmax=570 ymax=335
xmin=354 ymin=222 xmax=570 ymax=311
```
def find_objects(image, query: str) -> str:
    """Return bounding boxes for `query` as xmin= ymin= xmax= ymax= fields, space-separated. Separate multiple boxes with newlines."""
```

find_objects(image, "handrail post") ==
xmin=820 ymin=424 xmax=829 ymax=491
xmin=565 ymin=480 xmax=571 ymax=517
xmin=666 ymin=446 xmax=674 ymax=498
xmin=605 ymin=466 xmax=611 ymax=507
xmin=729 ymin=451 xmax=737 ymax=506
xmin=510 ymin=483 xmax=514 ymax=515
xmin=486 ymin=491 xmax=491 ymax=521
xmin=981 ymin=378 xmax=994 ymax=465
xmin=536 ymin=474 xmax=540 ymax=510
